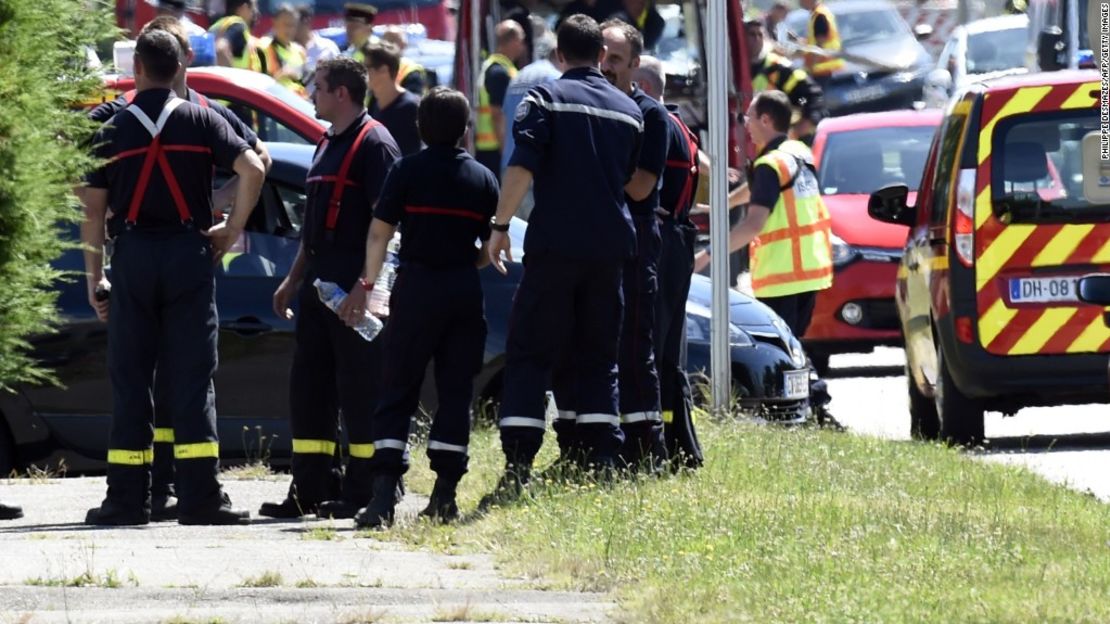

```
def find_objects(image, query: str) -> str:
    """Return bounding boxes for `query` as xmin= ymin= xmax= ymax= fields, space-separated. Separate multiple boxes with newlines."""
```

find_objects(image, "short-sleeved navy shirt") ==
xmin=750 ymin=135 xmax=789 ymax=213
xmin=86 ymin=89 xmax=250 ymax=235
xmin=304 ymin=112 xmax=401 ymax=289
xmin=485 ymin=63 xmax=511 ymax=108
xmin=509 ymin=67 xmax=643 ymax=260
xmin=659 ymin=105 xmax=699 ymax=218
xmin=370 ymin=91 xmax=422 ymax=157
xmin=88 ymin=88 xmax=259 ymax=148
xmin=374 ymin=145 xmax=499 ymax=268
xmin=627 ymin=86 xmax=670 ymax=216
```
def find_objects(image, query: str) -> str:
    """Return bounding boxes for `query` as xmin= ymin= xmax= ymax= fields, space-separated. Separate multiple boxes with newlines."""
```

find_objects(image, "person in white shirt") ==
xmin=294 ymin=4 xmax=340 ymax=95
xmin=147 ymin=0 xmax=207 ymax=37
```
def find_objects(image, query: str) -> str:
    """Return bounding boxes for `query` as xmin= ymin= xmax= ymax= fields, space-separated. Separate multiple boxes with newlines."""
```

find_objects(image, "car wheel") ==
xmin=808 ymin=351 xmax=831 ymax=377
xmin=906 ymin=362 xmax=939 ymax=441
xmin=935 ymin=345 xmax=984 ymax=447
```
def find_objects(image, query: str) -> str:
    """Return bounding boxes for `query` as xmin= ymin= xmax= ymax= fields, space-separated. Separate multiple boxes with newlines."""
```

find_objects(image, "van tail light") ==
xmin=953 ymin=168 xmax=976 ymax=267
xmin=956 ymin=316 xmax=974 ymax=344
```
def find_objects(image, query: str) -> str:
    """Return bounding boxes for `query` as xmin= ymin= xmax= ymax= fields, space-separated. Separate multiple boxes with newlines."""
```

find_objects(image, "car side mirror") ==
xmin=868 ymin=184 xmax=914 ymax=226
xmin=1038 ymin=27 xmax=1066 ymax=71
xmin=1079 ymin=274 xmax=1110 ymax=305
xmin=913 ymin=23 xmax=934 ymax=41
xmin=927 ymin=68 xmax=953 ymax=93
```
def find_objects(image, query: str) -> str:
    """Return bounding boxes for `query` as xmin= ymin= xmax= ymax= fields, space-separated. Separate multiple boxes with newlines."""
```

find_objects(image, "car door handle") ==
xmin=220 ymin=317 xmax=273 ymax=337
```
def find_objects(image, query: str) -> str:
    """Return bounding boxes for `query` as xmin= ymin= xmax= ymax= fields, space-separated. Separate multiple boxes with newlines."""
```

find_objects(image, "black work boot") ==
xmin=419 ymin=475 xmax=461 ymax=523
xmin=477 ymin=464 xmax=531 ymax=512
xmin=86 ymin=498 xmax=150 ymax=526
xmin=258 ymin=497 xmax=318 ymax=519
xmin=0 ymin=501 xmax=24 ymax=521
xmin=179 ymin=492 xmax=251 ymax=526
xmin=150 ymin=494 xmax=179 ymax=522
xmin=317 ymin=499 xmax=362 ymax=519
xmin=353 ymin=474 xmax=401 ymax=530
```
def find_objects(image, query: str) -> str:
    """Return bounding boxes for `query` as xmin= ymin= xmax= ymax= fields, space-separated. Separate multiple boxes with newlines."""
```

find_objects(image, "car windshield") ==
xmin=819 ymin=124 xmax=937 ymax=195
xmin=836 ymin=9 xmax=909 ymax=46
xmin=993 ymin=110 xmax=1106 ymax=221
xmin=263 ymin=81 xmax=325 ymax=126
xmin=966 ymin=28 xmax=1027 ymax=74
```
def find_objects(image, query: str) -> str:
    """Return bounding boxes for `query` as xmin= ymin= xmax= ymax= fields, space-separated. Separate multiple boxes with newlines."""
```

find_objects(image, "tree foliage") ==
xmin=0 ymin=0 xmax=116 ymax=390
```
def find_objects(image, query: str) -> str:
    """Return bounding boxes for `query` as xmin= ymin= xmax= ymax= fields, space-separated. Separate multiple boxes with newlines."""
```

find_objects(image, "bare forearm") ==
xmin=728 ymin=182 xmax=750 ymax=209
xmin=624 ymin=169 xmax=659 ymax=202
xmin=492 ymin=108 xmax=505 ymax=147
xmin=285 ymin=242 xmax=308 ymax=287
xmin=727 ymin=206 xmax=769 ymax=253
xmin=361 ymin=219 xmax=396 ymax=285
xmin=494 ymin=166 xmax=532 ymax=223
xmin=81 ymin=212 xmax=106 ymax=285
xmin=228 ymin=151 xmax=265 ymax=230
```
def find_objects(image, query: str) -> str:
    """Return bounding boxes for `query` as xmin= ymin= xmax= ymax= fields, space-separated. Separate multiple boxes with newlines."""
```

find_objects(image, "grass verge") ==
xmin=392 ymin=419 xmax=1110 ymax=623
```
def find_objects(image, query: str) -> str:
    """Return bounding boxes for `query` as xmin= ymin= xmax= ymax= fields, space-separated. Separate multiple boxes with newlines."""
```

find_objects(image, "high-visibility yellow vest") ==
xmin=805 ymin=4 xmax=845 ymax=77
xmin=397 ymin=58 xmax=426 ymax=92
xmin=476 ymin=53 xmax=518 ymax=151
xmin=749 ymin=139 xmax=833 ymax=298
xmin=752 ymin=53 xmax=809 ymax=96
xmin=261 ymin=36 xmax=308 ymax=97
xmin=209 ymin=15 xmax=263 ymax=72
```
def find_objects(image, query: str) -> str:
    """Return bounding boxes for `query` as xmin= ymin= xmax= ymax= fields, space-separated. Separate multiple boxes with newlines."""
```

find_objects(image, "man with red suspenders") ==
xmin=633 ymin=57 xmax=704 ymax=468
xmin=260 ymin=57 xmax=401 ymax=520
xmin=85 ymin=16 xmax=271 ymax=523
xmin=81 ymin=30 xmax=265 ymax=526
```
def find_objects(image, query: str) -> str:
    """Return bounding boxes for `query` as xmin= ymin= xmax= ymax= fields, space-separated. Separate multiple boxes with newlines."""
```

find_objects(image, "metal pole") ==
xmin=706 ymin=0 xmax=732 ymax=415
xmin=470 ymin=0 xmax=481 ymax=154
xmin=957 ymin=0 xmax=969 ymax=26
xmin=1066 ymin=0 xmax=1080 ymax=69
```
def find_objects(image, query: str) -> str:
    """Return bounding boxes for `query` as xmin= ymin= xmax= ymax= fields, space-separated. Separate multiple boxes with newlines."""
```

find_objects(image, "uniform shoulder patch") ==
xmin=514 ymin=100 xmax=530 ymax=122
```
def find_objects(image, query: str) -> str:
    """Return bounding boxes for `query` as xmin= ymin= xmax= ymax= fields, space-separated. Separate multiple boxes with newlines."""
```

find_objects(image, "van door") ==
xmin=973 ymin=80 xmax=1110 ymax=356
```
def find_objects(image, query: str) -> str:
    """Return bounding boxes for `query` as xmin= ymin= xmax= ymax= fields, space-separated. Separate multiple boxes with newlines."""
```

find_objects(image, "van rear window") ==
xmin=991 ymin=109 xmax=1110 ymax=223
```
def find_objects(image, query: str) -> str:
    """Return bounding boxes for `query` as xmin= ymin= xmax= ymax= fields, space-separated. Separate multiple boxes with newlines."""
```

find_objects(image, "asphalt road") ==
xmin=824 ymin=347 xmax=1110 ymax=502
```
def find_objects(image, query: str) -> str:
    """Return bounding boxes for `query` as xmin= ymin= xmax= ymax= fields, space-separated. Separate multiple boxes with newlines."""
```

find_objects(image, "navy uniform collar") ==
xmin=561 ymin=66 xmax=605 ymax=80
xmin=758 ymin=134 xmax=788 ymax=158
xmin=327 ymin=111 xmax=371 ymax=139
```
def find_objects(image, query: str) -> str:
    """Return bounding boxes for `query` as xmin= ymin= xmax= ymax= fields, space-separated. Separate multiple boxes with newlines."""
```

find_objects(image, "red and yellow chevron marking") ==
xmin=972 ymin=80 xmax=1110 ymax=356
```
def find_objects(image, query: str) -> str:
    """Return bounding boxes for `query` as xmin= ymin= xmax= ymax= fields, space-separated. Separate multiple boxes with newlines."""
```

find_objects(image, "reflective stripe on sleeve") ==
xmin=107 ymin=448 xmax=154 ymax=465
xmin=348 ymin=443 xmax=376 ymax=459
xmin=427 ymin=440 xmax=468 ymax=454
xmin=174 ymin=442 xmax=220 ymax=460
xmin=292 ymin=439 xmax=337 ymax=456
xmin=556 ymin=410 xmax=578 ymax=421
xmin=499 ymin=416 xmax=547 ymax=429
xmin=374 ymin=439 xmax=408 ymax=451
xmin=620 ymin=411 xmax=662 ymax=424
xmin=577 ymin=413 xmax=621 ymax=426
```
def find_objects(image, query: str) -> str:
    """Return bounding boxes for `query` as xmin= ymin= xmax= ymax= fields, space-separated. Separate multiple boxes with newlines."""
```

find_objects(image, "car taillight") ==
xmin=953 ymin=168 xmax=976 ymax=267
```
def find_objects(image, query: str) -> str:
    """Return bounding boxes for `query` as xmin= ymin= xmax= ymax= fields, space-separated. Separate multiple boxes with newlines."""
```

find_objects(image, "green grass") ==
xmin=237 ymin=571 xmax=283 ymax=588
xmin=391 ymin=420 xmax=1110 ymax=623
xmin=24 ymin=568 xmax=132 ymax=589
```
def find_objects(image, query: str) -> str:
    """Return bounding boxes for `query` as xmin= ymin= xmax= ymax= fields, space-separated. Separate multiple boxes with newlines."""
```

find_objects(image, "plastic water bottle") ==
xmin=367 ymin=232 xmax=402 ymax=317
xmin=314 ymin=279 xmax=383 ymax=342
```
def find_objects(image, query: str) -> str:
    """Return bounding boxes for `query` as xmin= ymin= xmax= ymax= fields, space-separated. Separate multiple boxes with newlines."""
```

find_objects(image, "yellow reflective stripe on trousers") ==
xmin=292 ymin=439 xmax=337 ymax=456
xmin=153 ymin=428 xmax=175 ymax=443
xmin=108 ymin=448 xmax=153 ymax=465
xmin=174 ymin=442 xmax=220 ymax=460
xmin=348 ymin=443 xmax=375 ymax=459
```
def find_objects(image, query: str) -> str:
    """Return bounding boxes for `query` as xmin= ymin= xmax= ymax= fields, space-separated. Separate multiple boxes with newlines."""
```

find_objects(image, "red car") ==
xmin=102 ymin=67 xmax=326 ymax=145
xmin=806 ymin=110 xmax=942 ymax=372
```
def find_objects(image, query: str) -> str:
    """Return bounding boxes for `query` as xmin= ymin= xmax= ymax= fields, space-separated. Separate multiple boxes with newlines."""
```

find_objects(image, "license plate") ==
xmin=783 ymin=370 xmax=809 ymax=400
xmin=1009 ymin=276 xmax=1081 ymax=303
xmin=843 ymin=85 xmax=887 ymax=104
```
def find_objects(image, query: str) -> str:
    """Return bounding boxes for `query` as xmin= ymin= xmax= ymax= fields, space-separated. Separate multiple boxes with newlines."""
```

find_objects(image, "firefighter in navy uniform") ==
xmin=632 ymin=57 xmax=704 ymax=468
xmin=334 ymin=88 xmax=499 ymax=528
xmin=597 ymin=20 xmax=669 ymax=469
xmin=260 ymin=58 xmax=401 ymax=520
xmin=85 ymin=16 xmax=273 ymax=523
xmin=81 ymin=30 xmax=265 ymax=526
xmin=484 ymin=14 xmax=643 ymax=503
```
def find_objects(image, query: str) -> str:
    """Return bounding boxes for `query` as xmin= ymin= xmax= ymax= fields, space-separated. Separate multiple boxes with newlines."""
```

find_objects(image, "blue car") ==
xmin=0 ymin=143 xmax=809 ymax=474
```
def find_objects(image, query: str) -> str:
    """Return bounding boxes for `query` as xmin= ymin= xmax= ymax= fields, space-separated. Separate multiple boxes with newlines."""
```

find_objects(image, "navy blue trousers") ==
xmin=370 ymin=265 xmax=486 ymax=480
xmin=105 ymin=229 xmax=222 ymax=516
xmin=500 ymin=253 xmax=624 ymax=467
xmin=287 ymin=269 xmax=382 ymax=507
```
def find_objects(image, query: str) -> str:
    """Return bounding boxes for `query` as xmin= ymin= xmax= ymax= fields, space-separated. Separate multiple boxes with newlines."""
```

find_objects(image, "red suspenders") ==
xmin=118 ymin=95 xmax=212 ymax=227
xmin=307 ymin=119 xmax=381 ymax=238
xmin=665 ymin=112 xmax=700 ymax=220
xmin=124 ymin=89 xmax=210 ymax=108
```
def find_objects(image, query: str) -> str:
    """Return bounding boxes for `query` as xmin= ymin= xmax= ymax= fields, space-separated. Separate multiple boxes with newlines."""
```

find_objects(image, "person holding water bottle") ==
xmin=335 ymin=87 xmax=499 ymax=528
xmin=260 ymin=57 xmax=400 ymax=520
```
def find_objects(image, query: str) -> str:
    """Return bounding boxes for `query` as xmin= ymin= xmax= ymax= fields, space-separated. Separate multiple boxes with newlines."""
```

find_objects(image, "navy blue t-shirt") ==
xmin=374 ymin=145 xmax=500 ymax=268
xmin=509 ymin=67 xmax=643 ymax=260
xmin=88 ymin=88 xmax=259 ymax=148
xmin=627 ymin=86 xmax=669 ymax=216
xmin=370 ymin=91 xmax=422 ymax=157
xmin=750 ymin=135 xmax=790 ymax=213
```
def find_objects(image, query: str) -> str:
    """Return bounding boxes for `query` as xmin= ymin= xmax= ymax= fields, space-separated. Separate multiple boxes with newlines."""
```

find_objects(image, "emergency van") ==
xmin=868 ymin=70 xmax=1110 ymax=445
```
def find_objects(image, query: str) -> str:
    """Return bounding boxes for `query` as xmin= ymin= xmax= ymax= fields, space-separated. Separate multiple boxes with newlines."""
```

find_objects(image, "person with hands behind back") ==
xmin=336 ymin=88 xmax=498 ymax=529
xmin=81 ymin=29 xmax=265 ymax=526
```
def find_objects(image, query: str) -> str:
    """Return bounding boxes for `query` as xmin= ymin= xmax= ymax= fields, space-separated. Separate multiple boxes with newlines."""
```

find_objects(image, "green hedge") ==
xmin=0 ymin=0 xmax=115 ymax=390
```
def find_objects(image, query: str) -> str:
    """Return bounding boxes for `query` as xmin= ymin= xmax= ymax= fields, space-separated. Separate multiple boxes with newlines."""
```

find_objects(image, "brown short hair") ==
xmin=557 ymin=14 xmax=604 ymax=65
xmin=141 ymin=15 xmax=191 ymax=55
xmin=362 ymin=41 xmax=402 ymax=79
xmin=317 ymin=57 xmax=368 ymax=104
xmin=752 ymin=90 xmax=792 ymax=133
xmin=599 ymin=18 xmax=643 ymax=60
xmin=418 ymin=87 xmax=470 ymax=147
